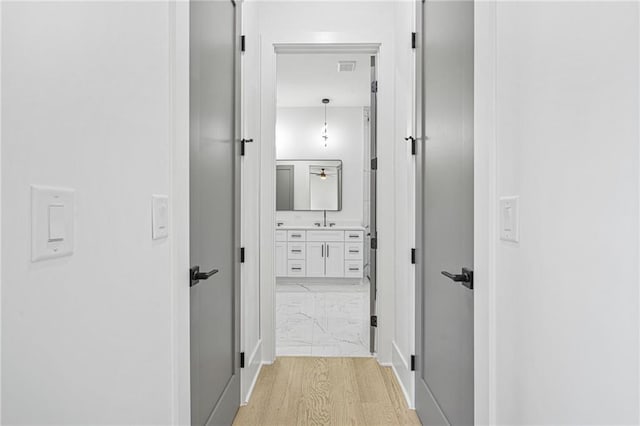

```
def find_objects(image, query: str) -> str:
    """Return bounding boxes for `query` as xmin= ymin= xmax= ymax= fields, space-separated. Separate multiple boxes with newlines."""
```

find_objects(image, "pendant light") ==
xmin=321 ymin=98 xmax=330 ymax=147
xmin=320 ymin=168 xmax=327 ymax=180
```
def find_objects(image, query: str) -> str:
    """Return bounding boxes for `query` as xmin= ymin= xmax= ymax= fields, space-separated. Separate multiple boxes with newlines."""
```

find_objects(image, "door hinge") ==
xmin=240 ymin=352 xmax=245 ymax=368
xmin=240 ymin=247 xmax=245 ymax=263
xmin=411 ymin=32 xmax=417 ymax=49
xmin=241 ymin=35 xmax=246 ymax=52
xmin=371 ymin=157 xmax=378 ymax=171
xmin=411 ymin=248 xmax=416 ymax=264
xmin=404 ymin=136 xmax=417 ymax=155
xmin=241 ymin=138 xmax=254 ymax=156
xmin=411 ymin=355 xmax=416 ymax=371
xmin=370 ymin=315 xmax=378 ymax=327
xmin=371 ymin=237 xmax=378 ymax=250
xmin=371 ymin=80 xmax=378 ymax=93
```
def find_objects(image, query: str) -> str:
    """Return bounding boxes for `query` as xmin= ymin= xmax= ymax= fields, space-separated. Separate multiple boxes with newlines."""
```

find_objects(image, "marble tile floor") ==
xmin=276 ymin=280 xmax=372 ymax=357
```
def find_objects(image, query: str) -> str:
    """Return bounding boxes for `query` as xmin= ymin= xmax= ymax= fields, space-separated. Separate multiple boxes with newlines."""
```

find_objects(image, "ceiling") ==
xmin=276 ymin=53 xmax=371 ymax=108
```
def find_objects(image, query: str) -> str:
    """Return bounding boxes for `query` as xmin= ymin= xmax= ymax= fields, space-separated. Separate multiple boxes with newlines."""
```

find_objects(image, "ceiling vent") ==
xmin=337 ymin=60 xmax=357 ymax=72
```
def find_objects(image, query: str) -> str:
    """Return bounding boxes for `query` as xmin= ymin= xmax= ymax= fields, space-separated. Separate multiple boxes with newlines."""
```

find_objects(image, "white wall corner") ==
xmin=637 ymin=2 xmax=640 ymax=422
xmin=0 ymin=0 xmax=3 ymax=421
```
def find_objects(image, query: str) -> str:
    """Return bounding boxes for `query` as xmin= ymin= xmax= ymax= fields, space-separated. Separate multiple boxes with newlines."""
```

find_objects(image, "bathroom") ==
xmin=274 ymin=51 xmax=375 ymax=357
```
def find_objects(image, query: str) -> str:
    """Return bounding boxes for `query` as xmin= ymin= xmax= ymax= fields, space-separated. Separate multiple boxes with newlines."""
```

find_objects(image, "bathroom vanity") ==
xmin=275 ymin=226 xmax=365 ymax=278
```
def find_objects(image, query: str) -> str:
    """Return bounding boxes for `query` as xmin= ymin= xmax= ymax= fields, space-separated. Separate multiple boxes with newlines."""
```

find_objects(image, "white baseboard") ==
xmin=241 ymin=339 xmax=263 ymax=404
xmin=392 ymin=341 xmax=415 ymax=409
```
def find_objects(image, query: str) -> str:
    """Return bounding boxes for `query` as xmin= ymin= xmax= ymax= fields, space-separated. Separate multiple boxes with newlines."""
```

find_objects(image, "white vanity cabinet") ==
xmin=275 ymin=231 xmax=288 ymax=277
xmin=276 ymin=228 xmax=364 ymax=279
xmin=324 ymin=242 xmax=345 ymax=277
xmin=306 ymin=242 xmax=325 ymax=277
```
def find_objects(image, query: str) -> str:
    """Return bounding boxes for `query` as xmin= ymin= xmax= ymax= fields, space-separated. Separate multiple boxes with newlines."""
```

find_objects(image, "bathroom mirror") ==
xmin=276 ymin=160 xmax=342 ymax=211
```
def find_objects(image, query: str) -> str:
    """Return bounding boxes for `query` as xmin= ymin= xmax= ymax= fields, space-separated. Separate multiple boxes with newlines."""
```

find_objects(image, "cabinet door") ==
xmin=325 ymin=242 xmax=345 ymax=278
xmin=275 ymin=242 xmax=288 ymax=277
xmin=306 ymin=242 xmax=325 ymax=277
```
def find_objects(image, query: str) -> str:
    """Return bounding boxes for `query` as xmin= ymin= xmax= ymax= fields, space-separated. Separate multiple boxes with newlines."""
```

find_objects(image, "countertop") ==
xmin=276 ymin=225 xmax=367 ymax=231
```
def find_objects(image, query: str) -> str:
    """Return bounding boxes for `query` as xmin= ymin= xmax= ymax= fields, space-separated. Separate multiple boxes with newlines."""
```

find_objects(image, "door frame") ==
xmin=256 ymin=38 xmax=383 ymax=363
xmin=169 ymin=1 xmax=192 ymax=424
xmin=473 ymin=1 xmax=498 ymax=423
xmin=413 ymin=0 xmax=497 ymax=423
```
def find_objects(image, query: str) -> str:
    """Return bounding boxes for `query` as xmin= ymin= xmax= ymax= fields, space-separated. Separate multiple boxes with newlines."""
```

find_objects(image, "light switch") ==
xmin=152 ymin=195 xmax=169 ymax=240
xmin=31 ymin=185 xmax=75 ymax=261
xmin=48 ymin=204 xmax=66 ymax=241
xmin=500 ymin=196 xmax=519 ymax=243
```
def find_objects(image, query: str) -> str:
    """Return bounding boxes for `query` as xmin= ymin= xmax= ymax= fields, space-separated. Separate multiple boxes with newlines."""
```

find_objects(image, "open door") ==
xmin=415 ymin=0 xmax=474 ymax=424
xmin=369 ymin=55 xmax=378 ymax=354
xmin=189 ymin=0 xmax=241 ymax=425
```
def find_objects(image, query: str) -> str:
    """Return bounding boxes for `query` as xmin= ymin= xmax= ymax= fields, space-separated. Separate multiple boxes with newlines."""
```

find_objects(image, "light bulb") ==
xmin=321 ymin=123 xmax=328 ymax=146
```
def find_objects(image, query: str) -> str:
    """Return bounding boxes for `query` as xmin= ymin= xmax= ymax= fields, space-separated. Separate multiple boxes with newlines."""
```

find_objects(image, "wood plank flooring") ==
xmin=233 ymin=357 xmax=422 ymax=426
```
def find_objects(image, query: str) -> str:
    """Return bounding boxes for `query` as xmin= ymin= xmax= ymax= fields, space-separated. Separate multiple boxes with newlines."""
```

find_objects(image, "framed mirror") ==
xmin=276 ymin=160 xmax=342 ymax=211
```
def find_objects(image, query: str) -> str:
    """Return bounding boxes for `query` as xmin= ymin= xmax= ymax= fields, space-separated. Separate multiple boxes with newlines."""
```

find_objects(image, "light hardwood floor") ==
xmin=233 ymin=357 xmax=422 ymax=426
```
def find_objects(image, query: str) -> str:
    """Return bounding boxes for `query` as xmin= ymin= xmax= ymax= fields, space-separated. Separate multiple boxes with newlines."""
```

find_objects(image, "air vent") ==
xmin=337 ymin=60 xmax=357 ymax=72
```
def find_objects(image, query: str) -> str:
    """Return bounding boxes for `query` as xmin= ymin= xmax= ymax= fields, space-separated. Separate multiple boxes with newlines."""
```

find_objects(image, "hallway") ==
xmin=233 ymin=357 xmax=420 ymax=426
xmin=1 ymin=0 xmax=640 ymax=424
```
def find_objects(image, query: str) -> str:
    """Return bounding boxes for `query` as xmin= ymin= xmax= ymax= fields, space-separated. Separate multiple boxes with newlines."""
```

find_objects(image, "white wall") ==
xmin=476 ymin=2 xmax=639 ymax=423
xmin=276 ymin=106 xmax=365 ymax=226
xmin=1 ymin=2 xmax=189 ymax=424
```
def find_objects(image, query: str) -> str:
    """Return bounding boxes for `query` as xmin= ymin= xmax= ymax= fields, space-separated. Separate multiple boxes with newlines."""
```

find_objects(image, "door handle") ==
xmin=190 ymin=266 xmax=219 ymax=287
xmin=441 ymin=267 xmax=473 ymax=290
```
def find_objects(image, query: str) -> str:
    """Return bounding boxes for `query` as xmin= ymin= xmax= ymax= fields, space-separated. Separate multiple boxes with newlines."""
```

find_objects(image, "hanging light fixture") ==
xmin=320 ymin=168 xmax=328 ymax=180
xmin=321 ymin=98 xmax=330 ymax=147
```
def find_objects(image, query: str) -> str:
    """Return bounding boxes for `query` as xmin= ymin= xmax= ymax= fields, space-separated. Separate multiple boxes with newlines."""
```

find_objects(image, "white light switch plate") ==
xmin=152 ymin=195 xmax=169 ymax=240
xmin=499 ymin=196 xmax=519 ymax=243
xmin=31 ymin=185 xmax=75 ymax=261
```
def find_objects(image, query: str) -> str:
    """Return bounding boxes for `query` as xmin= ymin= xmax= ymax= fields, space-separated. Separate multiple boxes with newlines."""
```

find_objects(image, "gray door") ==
xmin=415 ymin=0 xmax=474 ymax=425
xmin=189 ymin=0 xmax=241 ymax=425
xmin=369 ymin=55 xmax=378 ymax=354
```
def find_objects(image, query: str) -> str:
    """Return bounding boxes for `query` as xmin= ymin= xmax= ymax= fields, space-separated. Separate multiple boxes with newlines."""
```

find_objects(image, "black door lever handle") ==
xmin=190 ymin=266 xmax=219 ymax=287
xmin=404 ymin=136 xmax=417 ymax=155
xmin=441 ymin=267 xmax=474 ymax=290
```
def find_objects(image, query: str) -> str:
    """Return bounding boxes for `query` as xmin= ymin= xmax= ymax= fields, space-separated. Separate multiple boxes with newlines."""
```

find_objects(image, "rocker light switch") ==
xmin=48 ymin=204 xmax=66 ymax=242
xmin=31 ymin=185 xmax=75 ymax=261
xmin=500 ymin=196 xmax=519 ymax=243
xmin=152 ymin=195 xmax=169 ymax=240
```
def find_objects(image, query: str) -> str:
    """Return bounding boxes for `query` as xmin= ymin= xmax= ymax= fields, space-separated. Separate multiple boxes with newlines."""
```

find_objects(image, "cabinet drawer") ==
xmin=287 ymin=260 xmax=306 ymax=277
xmin=307 ymin=230 xmax=344 ymax=242
xmin=287 ymin=243 xmax=306 ymax=260
xmin=287 ymin=230 xmax=306 ymax=241
xmin=345 ymin=243 xmax=364 ymax=260
xmin=276 ymin=230 xmax=287 ymax=242
xmin=345 ymin=261 xmax=364 ymax=278
xmin=345 ymin=230 xmax=364 ymax=242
